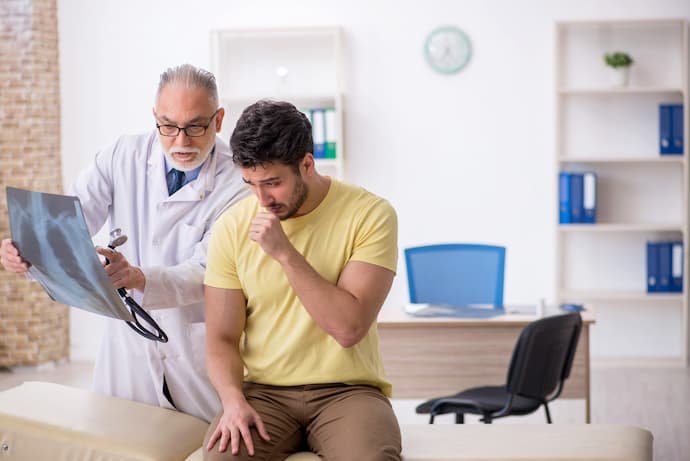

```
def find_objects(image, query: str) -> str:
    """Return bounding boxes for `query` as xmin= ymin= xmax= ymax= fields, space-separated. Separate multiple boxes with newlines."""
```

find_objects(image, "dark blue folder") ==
xmin=658 ymin=242 xmax=672 ymax=292
xmin=671 ymin=104 xmax=684 ymax=155
xmin=647 ymin=242 xmax=659 ymax=293
xmin=660 ymin=104 xmax=673 ymax=155
xmin=570 ymin=173 xmax=584 ymax=223
xmin=559 ymin=172 xmax=572 ymax=224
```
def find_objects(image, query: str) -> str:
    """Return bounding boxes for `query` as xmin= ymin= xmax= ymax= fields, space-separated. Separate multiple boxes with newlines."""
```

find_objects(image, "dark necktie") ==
xmin=168 ymin=169 xmax=186 ymax=196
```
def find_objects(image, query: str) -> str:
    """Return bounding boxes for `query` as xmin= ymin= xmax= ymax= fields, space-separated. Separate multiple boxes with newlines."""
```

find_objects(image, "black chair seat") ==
xmin=416 ymin=386 xmax=543 ymax=416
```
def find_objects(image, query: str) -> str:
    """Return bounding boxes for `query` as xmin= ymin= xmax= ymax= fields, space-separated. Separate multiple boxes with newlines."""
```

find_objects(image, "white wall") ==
xmin=57 ymin=0 xmax=690 ymax=360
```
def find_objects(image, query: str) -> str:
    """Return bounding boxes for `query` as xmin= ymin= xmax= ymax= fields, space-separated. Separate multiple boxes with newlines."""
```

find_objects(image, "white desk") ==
xmin=377 ymin=306 xmax=595 ymax=422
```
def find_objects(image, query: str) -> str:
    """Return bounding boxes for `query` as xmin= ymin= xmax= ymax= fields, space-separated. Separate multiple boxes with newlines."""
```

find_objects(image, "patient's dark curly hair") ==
xmin=230 ymin=100 xmax=313 ymax=172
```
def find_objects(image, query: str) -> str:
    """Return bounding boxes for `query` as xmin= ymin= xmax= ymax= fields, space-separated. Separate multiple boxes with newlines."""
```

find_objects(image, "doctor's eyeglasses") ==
xmin=156 ymin=108 xmax=220 ymax=137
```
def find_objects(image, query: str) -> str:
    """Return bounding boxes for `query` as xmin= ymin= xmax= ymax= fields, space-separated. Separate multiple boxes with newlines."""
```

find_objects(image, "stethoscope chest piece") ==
xmin=108 ymin=228 xmax=128 ymax=249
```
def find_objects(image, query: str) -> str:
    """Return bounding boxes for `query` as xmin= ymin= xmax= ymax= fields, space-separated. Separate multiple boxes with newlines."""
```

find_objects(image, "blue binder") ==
xmin=559 ymin=172 xmax=572 ymax=224
xmin=582 ymin=172 xmax=596 ymax=223
xmin=570 ymin=173 xmax=584 ymax=223
xmin=658 ymin=242 xmax=672 ymax=292
xmin=659 ymin=104 xmax=673 ymax=155
xmin=647 ymin=242 xmax=659 ymax=293
xmin=671 ymin=104 xmax=684 ymax=155
xmin=671 ymin=241 xmax=683 ymax=293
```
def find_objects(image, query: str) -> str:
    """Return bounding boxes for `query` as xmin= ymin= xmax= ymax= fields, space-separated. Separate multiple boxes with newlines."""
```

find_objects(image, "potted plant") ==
xmin=604 ymin=51 xmax=634 ymax=87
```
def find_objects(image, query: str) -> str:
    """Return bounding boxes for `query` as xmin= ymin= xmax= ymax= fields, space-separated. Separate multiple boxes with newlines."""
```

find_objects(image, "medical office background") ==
xmin=48 ymin=0 xmax=690 ymax=362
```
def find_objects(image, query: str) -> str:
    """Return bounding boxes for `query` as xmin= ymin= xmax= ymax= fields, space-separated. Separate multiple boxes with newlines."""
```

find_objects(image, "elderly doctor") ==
xmin=0 ymin=63 xmax=248 ymax=422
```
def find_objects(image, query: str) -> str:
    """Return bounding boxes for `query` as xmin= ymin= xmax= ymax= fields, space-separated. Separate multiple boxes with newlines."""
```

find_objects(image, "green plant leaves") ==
xmin=604 ymin=52 xmax=634 ymax=68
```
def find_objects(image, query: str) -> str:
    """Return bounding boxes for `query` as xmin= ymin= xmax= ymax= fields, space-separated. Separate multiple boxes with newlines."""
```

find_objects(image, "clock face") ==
xmin=424 ymin=26 xmax=472 ymax=75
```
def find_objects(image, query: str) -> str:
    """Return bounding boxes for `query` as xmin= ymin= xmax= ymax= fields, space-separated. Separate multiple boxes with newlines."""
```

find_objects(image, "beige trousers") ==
xmin=203 ymin=382 xmax=402 ymax=461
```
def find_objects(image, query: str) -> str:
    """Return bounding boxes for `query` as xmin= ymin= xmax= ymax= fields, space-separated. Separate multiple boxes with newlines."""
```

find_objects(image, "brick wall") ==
xmin=0 ymin=0 xmax=69 ymax=366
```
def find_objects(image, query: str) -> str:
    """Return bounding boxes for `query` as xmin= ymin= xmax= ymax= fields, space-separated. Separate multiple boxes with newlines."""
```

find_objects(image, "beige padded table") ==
xmin=398 ymin=423 xmax=651 ymax=461
xmin=0 ymin=381 xmax=207 ymax=461
xmin=0 ymin=381 xmax=651 ymax=461
xmin=187 ymin=423 xmax=653 ymax=461
xmin=187 ymin=424 xmax=652 ymax=461
xmin=0 ymin=382 xmax=327 ymax=461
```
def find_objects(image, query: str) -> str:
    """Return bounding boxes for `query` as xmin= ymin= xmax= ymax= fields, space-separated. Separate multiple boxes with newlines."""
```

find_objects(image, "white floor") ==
xmin=1 ymin=361 xmax=688 ymax=460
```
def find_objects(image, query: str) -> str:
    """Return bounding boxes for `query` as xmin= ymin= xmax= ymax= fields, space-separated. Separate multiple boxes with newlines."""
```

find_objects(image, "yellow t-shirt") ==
xmin=205 ymin=179 xmax=398 ymax=396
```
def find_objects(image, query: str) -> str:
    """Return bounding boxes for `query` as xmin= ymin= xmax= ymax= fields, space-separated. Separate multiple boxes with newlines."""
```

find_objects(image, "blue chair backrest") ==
xmin=405 ymin=244 xmax=506 ymax=307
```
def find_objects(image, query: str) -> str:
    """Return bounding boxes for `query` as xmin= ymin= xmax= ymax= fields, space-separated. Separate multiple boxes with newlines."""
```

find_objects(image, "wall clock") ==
xmin=424 ymin=25 xmax=472 ymax=75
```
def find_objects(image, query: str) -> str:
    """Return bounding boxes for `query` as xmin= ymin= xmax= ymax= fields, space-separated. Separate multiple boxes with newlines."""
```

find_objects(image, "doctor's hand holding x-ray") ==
xmin=1 ymin=63 xmax=249 ymax=423
xmin=4 ymin=216 xmax=159 ymax=295
xmin=0 ymin=238 xmax=30 ymax=273
xmin=95 ymin=246 xmax=146 ymax=292
xmin=1 ymin=237 xmax=144 ymax=293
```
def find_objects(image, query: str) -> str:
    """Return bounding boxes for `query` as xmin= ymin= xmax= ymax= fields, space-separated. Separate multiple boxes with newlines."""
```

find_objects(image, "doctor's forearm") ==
xmin=140 ymin=262 xmax=204 ymax=308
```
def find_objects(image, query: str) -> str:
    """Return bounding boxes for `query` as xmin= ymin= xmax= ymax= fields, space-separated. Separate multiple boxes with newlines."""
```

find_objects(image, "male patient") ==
xmin=203 ymin=100 xmax=402 ymax=460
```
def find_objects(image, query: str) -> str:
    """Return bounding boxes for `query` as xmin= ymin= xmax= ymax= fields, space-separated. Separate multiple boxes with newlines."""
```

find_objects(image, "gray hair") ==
xmin=156 ymin=64 xmax=219 ymax=107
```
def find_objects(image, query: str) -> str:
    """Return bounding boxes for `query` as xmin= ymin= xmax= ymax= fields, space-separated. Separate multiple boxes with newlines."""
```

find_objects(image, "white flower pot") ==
xmin=609 ymin=66 xmax=630 ymax=87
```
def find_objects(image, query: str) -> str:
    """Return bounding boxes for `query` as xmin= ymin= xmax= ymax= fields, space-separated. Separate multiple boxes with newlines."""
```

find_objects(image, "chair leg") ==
xmin=454 ymin=413 xmax=464 ymax=424
xmin=543 ymin=402 xmax=552 ymax=424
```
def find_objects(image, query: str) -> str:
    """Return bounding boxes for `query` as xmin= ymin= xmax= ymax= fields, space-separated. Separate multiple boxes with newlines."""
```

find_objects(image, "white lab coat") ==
xmin=70 ymin=130 xmax=248 ymax=422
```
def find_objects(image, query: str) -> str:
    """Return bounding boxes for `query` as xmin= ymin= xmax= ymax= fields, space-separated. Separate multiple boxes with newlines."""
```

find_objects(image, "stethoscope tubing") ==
xmin=106 ymin=241 xmax=168 ymax=343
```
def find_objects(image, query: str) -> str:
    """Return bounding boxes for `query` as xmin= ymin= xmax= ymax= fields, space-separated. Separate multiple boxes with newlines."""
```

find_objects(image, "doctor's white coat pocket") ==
xmin=174 ymin=223 xmax=205 ymax=261
xmin=188 ymin=321 xmax=209 ymax=373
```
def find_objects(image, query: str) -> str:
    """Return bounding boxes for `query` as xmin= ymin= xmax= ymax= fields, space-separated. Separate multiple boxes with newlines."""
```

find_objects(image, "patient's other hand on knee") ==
xmin=206 ymin=400 xmax=270 ymax=456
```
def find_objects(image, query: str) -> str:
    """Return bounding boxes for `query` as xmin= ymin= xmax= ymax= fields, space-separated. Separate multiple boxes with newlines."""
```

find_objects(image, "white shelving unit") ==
xmin=210 ymin=27 xmax=345 ymax=179
xmin=555 ymin=19 xmax=689 ymax=365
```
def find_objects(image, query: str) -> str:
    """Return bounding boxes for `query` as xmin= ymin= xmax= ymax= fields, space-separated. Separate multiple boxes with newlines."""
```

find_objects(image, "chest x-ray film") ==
xmin=6 ymin=187 xmax=133 ymax=321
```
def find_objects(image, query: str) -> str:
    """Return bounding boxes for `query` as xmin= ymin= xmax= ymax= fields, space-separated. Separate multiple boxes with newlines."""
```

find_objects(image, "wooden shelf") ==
xmin=558 ymin=87 xmax=684 ymax=96
xmin=314 ymin=158 xmax=339 ymax=167
xmin=557 ymin=18 xmax=688 ymax=28
xmin=221 ymin=94 xmax=340 ymax=106
xmin=555 ymin=19 xmax=689 ymax=364
xmin=559 ymin=291 xmax=683 ymax=302
xmin=211 ymin=27 xmax=345 ymax=179
xmin=558 ymin=156 xmax=684 ymax=164
xmin=558 ymin=223 xmax=684 ymax=233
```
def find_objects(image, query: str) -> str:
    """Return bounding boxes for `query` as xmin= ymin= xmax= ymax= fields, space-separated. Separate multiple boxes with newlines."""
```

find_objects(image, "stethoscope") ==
xmin=106 ymin=228 xmax=168 ymax=343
